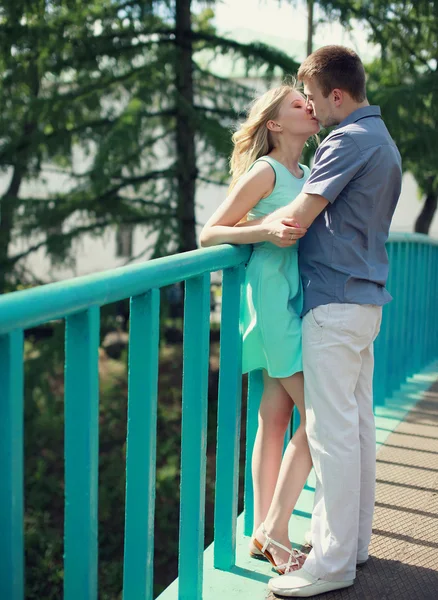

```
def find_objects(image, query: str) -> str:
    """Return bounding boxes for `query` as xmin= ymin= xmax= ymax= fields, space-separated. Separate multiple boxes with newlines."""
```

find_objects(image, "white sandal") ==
xmin=252 ymin=523 xmax=306 ymax=574
xmin=249 ymin=539 xmax=268 ymax=560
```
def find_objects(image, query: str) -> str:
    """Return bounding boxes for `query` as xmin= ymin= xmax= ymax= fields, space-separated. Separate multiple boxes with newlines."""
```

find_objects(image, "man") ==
xmin=260 ymin=46 xmax=402 ymax=597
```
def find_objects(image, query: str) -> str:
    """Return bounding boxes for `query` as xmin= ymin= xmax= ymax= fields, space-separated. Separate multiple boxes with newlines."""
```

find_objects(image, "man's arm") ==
xmin=234 ymin=192 xmax=327 ymax=231
xmin=263 ymin=192 xmax=329 ymax=228
xmin=236 ymin=132 xmax=364 ymax=234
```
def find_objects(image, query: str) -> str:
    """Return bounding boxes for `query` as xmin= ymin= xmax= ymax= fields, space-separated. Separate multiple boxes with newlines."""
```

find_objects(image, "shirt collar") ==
xmin=336 ymin=105 xmax=381 ymax=129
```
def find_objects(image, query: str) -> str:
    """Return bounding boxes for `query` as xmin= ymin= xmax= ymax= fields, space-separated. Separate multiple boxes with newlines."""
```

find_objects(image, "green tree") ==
xmin=280 ymin=0 xmax=438 ymax=232
xmin=361 ymin=1 xmax=438 ymax=234
xmin=312 ymin=0 xmax=438 ymax=233
xmin=0 ymin=0 xmax=301 ymax=293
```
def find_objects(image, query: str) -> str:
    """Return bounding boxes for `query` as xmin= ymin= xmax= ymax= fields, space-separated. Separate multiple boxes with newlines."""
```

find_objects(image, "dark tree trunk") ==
xmin=0 ymin=59 xmax=40 ymax=293
xmin=307 ymin=0 xmax=314 ymax=56
xmin=0 ymin=166 xmax=24 ymax=293
xmin=175 ymin=0 xmax=198 ymax=253
xmin=414 ymin=191 xmax=437 ymax=234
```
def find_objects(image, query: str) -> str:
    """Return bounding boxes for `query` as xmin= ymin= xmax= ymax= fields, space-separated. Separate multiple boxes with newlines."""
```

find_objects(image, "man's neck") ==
xmin=339 ymin=99 xmax=370 ymax=122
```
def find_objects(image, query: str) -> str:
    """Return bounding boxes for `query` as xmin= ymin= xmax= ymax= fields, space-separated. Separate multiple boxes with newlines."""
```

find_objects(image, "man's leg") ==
xmin=356 ymin=309 xmax=382 ymax=562
xmin=301 ymin=304 xmax=377 ymax=582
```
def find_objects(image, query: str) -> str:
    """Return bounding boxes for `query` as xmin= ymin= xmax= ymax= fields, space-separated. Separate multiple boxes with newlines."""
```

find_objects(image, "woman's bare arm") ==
xmin=199 ymin=162 xmax=307 ymax=248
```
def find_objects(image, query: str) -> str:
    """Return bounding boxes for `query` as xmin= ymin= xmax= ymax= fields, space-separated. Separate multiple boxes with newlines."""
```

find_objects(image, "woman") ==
xmin=200 ymin=83 xmax=319 ymax=574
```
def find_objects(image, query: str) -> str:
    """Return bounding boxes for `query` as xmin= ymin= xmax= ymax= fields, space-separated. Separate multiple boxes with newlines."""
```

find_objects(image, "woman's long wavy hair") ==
xmin=229 ymin=82 xmax=298 ymax=191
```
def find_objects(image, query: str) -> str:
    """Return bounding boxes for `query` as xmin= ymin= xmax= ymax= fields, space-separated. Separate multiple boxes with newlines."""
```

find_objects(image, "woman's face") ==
xmin=274 ymin=90 xmax=320 ymax=137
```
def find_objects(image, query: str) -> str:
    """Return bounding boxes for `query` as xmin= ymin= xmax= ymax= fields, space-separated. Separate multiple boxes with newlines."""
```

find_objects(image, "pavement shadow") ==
xmin=267 ymin=557 xmax=438 ymax=599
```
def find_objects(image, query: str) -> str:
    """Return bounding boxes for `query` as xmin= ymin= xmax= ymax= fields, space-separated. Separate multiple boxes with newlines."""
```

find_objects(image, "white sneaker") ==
xmin=268 ymin=569 xmax=354 ymax=597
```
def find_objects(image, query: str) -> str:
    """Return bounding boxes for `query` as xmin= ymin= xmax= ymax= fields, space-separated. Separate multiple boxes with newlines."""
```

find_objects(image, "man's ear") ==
xmin=332 ymin=88 xmax=343 ymax=106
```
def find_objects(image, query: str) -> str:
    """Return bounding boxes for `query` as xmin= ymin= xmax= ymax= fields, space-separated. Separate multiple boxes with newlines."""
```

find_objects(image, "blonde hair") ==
xmin=229 ymin=82 xmax=298 ymax=191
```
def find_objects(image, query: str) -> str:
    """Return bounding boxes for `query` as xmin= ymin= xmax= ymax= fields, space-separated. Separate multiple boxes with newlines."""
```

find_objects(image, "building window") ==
xmin=116 ymin=224 xmax=134 ymax=258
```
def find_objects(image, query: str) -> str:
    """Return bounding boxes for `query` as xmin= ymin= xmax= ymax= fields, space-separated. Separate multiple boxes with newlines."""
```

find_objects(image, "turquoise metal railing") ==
xmin=0 ymin=245 xmax=250 ymax=600
xmin=0 ymin=233 xmax=437 ymax=600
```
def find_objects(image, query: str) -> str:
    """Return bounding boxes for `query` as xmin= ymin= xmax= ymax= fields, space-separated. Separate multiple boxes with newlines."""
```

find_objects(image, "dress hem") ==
xmin=242 ymin=366 xmax=303 ymax=379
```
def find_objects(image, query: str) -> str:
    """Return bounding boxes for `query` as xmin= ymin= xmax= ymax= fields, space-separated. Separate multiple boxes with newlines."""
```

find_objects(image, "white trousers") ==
xmin=301 ymin=303 xmax=382 ymax=582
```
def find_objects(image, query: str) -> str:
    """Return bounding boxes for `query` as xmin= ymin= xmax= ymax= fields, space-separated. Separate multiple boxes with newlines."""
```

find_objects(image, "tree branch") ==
xmin=6 ymin=213 xmax=173 ymax=267
xmin=198 ymin=176 xmax=228 ymax=187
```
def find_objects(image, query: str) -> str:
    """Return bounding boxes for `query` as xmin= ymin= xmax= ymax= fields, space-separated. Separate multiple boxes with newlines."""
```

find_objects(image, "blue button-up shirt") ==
xmin=299 ymin=106 xmax=402 ymax=315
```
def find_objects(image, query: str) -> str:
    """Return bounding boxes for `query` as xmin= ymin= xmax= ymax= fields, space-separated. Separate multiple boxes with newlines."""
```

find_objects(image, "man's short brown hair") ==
xmin=297 ymin=45 xmax=366 ymax=102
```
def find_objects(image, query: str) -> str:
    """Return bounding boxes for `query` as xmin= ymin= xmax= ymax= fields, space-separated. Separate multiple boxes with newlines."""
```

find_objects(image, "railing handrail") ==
xmin=388 ymin=232 xmax=438 ymax=245
xmin=0 ymin=245 xmax=251 ymax=334
xmin=1 ymin=233 xmax=436 ymax=335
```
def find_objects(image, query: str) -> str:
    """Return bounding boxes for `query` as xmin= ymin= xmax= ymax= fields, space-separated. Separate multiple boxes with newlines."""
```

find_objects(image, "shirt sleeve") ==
xmin=303 ymin=132 xmax=365 ymax=203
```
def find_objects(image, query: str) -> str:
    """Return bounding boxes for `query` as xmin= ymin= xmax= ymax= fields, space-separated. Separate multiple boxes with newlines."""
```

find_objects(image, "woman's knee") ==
xmin=258 ymin=403 xmax=293 ymax=432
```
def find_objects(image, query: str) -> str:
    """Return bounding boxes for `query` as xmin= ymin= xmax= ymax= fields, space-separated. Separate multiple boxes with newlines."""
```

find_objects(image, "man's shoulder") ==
xmin=317 ymin=128 xmax=360 ymax=156
xmin=322 ymin=119 xmax=395 ymax=156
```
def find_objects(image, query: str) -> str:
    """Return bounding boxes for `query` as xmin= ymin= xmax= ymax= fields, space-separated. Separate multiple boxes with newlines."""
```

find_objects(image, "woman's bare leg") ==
xmin=251 ymin=370 xmax=294 ymax=539
xmin=255 ymin=372 xmax=313 ymax=566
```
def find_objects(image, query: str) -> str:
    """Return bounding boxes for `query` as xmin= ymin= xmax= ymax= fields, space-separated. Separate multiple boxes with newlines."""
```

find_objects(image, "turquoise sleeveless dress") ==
xmin=241 ymin=156 xmax=310 ymax=378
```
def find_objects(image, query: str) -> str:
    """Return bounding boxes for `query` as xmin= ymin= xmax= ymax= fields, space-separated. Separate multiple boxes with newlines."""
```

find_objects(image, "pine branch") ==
xmin=0 ymin=112 xmax=175 ymax=166
xmin=198 ymin=176 xmax=228 ymax=186
xmin=194 ymin=105 xmax=239 ymax=118
xmin=191 ymin=32 xmax=300 ymax=72
xmin=56 ymin=62 xmax=155 ymax=102
xmin=51 ymin=33 xmax=176 ymax=73
xmin=106 ymin=168 xmax=175 ymax=196
xmin=7 ymin=213 xmax=172 ymax=267
xmin=194 ymin=64 xmax=255 ymax=96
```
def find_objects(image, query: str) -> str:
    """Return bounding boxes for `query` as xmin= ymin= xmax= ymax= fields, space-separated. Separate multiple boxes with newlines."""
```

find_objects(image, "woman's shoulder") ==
xmin=248 ymin=156 xmax=278 ymax=177
xmin=234 ymin=157 xmax=275 ymax=206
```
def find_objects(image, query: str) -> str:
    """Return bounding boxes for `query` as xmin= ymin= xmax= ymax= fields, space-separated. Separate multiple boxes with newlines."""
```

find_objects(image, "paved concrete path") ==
xmin=158 ymin=367 xmax=438 ymax=600
xmin=271 ymin=379 xmax=438 ymax=600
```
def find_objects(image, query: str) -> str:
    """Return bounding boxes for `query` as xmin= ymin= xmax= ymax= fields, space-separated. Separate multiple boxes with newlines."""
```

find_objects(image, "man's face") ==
xmin=303 ymin=79 xmax=340 ymax=128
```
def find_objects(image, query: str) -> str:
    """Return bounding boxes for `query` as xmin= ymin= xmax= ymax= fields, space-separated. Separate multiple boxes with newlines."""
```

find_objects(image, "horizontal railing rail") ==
xmin=0 ymin=245 xmax=251 ymax=334
xmin=0 ymin=245 xmax=250 ymax=600
xmin=0 ymin=234 xmax=437 ymax=600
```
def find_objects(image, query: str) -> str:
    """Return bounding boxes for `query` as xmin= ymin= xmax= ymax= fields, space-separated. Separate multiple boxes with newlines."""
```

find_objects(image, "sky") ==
xmin=209 ymin=0 xmax=379 ymax=64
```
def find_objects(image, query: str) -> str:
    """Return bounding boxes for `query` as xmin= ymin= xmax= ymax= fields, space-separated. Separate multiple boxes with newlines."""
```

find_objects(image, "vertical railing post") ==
xmin=402 ymin=242 xmax=411 ymax=380
xmin=214 ymin=266 xmax=245 ymax=570
xmin=375 ymin=241 xmax=393 ymax=406
xmin=243 ymin=369 xmax=263 ymax=537
xmin=407 ymin=241 xmax=417 ymax=377
xmin=417 ymin=243 xmax=427 ymax=373
xmin=373 ymin=236 xmax=385 ymax=407
xmin=178 ymin=274 xmax=211 ymax=600
xmin=0 ymin=330 xmax=24 ymax=600
xmin=123 ymin=290 xmax=160 ymax=600
xmin=423 ymin=244 xmax=432 ymax=366
xmin=64 ymin=307 xmax=100 ymax=600
xmin=396 ymin=242 xmax=408 ymax=391
xmin=424 ymin=243 xmax=433 ymax=367
xmin=384 ymin=241 xmax=397 ymax=401
xmin=432 ymin=245 xmax=438 ymax=360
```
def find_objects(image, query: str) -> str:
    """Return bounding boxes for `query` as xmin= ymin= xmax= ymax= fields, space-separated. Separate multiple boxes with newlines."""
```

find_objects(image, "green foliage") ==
xmin=283 ymin=0 xmax=438 ymax=230
xmin=22 ymin=320 xmax=226 ymax=598
xmin=359 ymin=1 xmax=438 ymax=230
xmin=0 ymin=0 xmax=302 ymax=291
